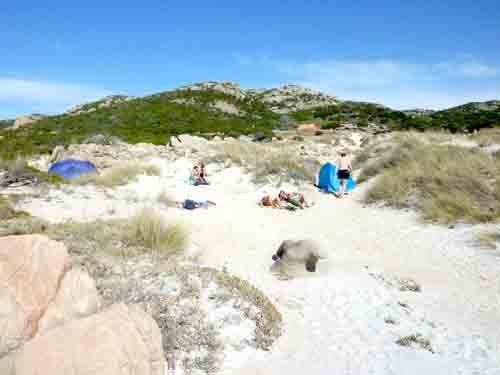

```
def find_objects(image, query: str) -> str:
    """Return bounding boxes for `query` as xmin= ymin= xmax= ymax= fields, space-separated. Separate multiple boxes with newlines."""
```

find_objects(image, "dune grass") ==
xmin=1 ymin=156 xmax=64 ymax=185
xmin=128 ymin=208 xmax=188 ymax=256
xmin=471 ymin=127 xmax=500 ymax=147
xmin=157 ymin=190 xmax=177 ymax=207
xmin=476 ymin=230 xmax=500 ymax=249
xmin=0 ymin=156 xmax=27 ymax=173
xmin=0 ymin=195 xmax=31 ymax=221
xmin=360 ymin=135 xmax=500 ymax=223
xmin=0 ymin=208 xmax=188 ymax=260
xmin=73 ymin=163 xmax=160 ymax=187
xmin=0 ymin=195 xmax=16 ymax=221
xmin=207 ymin=141 xmax=314 ymax=183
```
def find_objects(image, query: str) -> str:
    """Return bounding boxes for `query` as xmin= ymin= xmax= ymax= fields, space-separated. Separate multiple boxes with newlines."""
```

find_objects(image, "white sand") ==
xmin=15 ymin=158 xmax=500 ymax=375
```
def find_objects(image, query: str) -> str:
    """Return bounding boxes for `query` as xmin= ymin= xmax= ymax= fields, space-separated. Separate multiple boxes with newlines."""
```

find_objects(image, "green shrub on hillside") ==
xmin=290 ymin=102 xmax=500 ymax=133
xmin=0 ymin=89 xmax=278 ymax=160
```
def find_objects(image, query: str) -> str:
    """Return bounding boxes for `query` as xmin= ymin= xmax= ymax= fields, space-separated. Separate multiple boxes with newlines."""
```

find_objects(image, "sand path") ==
xmin=177 ymin=170 xmax=500 ymax=374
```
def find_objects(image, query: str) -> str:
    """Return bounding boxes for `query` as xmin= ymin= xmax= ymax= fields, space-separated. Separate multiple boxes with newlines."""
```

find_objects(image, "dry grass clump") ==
xmin=0 ymin=209 xmax=188 ymax=259
xmin=0 ymin=195 xmax=15 ymax=220
xmin=0 ymin=195 xmax=31 ymax=221
xmin=0 ymin=156 xmax=27 ymax=173
xmin=195 ymin=266 xmax=282 ymax=350
xmin=157 ymin=190 xmax=177 ymax=207
xmin=396 ymin=334 xmax=434 ymax=353
xmin=361 ymin=135 xmax=500 ymax=223
xmin=0 ymin=217 xmax=48 ymax=236
xmin=73 ymin=163 xmax=160 ymax=187
xmin=476 ymin=230 xmax=500 ymax=249
xmin=128 ymin=208 xmax=188 ymax=256
xmin=358 ymin=135 xmax=423 ymax=183
xmin=207 ymin=141 xmax=314 ymax=183
xmin=471 ymin=127 xmax=500 ymax=146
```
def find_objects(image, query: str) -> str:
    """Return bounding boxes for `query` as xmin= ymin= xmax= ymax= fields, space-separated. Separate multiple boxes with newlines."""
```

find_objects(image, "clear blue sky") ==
xmin=1 ymin=0 xmax=500 ymax=118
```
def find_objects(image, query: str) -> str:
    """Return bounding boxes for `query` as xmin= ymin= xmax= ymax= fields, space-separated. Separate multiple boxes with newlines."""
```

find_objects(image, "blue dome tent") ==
xmin=49 ymin=159 xmax=97 ymax=180
xmin=317 ymin=162 xmax=356 ymax=194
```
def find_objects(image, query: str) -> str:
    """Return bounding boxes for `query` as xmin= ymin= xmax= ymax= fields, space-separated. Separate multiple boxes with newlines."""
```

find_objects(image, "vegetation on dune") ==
xmin=471 ymin=127 xmax=500 ymax=146
xmin=206 ymin=141 xmax=316 ymax=183
xmin=360 ymin=134 xmax=500 ymax=223
xmin=157 ymin=190 xmax=177 ymax=207
xmin=476 ymin=230 xmax=500 ymax=249
xmin=0 ymin=208 xmax=189 ymax=258
xmin=0 ymin=157 xmax=65 ymax=185
xmin=72 ymin=163 xmax=160 ymax=187
xmin=0 ymin=89 xmax=279 ymax=160
xmin=129 ymin=208 xmax=189 ymax=256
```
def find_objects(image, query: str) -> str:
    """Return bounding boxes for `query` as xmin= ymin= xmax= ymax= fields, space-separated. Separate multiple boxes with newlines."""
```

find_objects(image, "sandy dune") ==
xmin=15 ymin=158 xmax=500 ymax=375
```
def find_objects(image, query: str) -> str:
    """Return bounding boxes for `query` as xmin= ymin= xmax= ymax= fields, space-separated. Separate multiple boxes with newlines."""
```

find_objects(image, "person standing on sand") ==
xmin=336 ymin=151 xmax=352 ymax=198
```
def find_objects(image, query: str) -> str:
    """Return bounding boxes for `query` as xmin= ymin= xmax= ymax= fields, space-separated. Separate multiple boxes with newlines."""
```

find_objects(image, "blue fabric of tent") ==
xmin=48 ymin=159 xmax=97 ymax=180
xmin=317 ymin=162 xmax=356 ymax=193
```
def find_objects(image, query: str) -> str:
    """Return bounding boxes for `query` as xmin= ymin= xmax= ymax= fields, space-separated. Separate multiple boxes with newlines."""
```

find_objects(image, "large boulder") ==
xmin=0 ymin=235 xmax=99 ymax=357
xmin=0 ymin=304 xmax=165 ymax=375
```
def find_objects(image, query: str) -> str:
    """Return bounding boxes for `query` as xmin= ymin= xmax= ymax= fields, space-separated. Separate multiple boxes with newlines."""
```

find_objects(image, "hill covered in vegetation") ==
xmin=0 ymin=88 xmax=280 ymax=159
xmin=290 ymin=100 xmax=500 ymax=132
xmin=0 ymin=81 xmax=499 ymax=159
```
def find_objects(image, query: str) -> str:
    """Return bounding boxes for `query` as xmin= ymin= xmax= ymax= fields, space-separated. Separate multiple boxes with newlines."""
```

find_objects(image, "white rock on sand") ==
xmin=12 ymin=157 xmax=500 ymax=375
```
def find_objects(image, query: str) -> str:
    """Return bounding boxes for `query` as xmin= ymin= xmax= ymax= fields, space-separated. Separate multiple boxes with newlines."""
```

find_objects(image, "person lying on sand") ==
xmin=278 ymin=190 xmax=311 ymax=209
xmin=260 ymin=195 xmax=284 ymax=209
xmin=176 ymin=199 xmax=216 ymax=210
xmin=335 ymin=151 xmax=352 ymax=198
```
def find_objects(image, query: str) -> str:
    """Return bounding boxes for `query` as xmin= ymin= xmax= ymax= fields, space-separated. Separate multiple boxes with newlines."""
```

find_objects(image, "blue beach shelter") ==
xmin=317 ymin=162 xmax=356 ymax=193
xmin=49 ymin=159 xmax=97 ymax=180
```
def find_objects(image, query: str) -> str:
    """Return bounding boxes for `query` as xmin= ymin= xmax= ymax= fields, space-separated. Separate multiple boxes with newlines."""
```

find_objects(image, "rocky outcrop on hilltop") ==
xmin=66 ymin=95 xmax=135 ymax=115
xmin=257 ymin=84 xmax=339 ymax=113
xmin=449 ymin=100 xmax=500 ymax=113
xmin=179 ymin=81 xmax=339 ymax=113
xmin=180 ymin=81 xmax=248 ymax=100
xmin=403 ymin=108 xmax=436 ymax=117
xmin=12 ymin=114 xmax=46 ymax=130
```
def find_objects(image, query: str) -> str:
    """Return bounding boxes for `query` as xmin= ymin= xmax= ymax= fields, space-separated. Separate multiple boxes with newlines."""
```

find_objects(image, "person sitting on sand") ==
xmin=198 ymin=163 xmax=209 ymax=185
xmin=336 ymin=151 xmax=352 ymax=198
xmin=278 ymin=190 xmax=310 ymax=209
xmin=190 ymin=166 xmax=200 ymax=182
xmin=189 ymin=165 xmax=209 ymax=186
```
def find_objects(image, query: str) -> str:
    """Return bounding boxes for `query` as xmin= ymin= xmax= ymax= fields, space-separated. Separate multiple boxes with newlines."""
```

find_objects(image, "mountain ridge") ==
xmin=0 ymin=80 xmax=499 ymax=159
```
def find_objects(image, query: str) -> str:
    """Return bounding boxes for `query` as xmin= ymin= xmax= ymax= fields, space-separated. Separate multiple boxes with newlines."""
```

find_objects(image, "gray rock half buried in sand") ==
xmin=272 ymin=240 xmax=322 ymax=272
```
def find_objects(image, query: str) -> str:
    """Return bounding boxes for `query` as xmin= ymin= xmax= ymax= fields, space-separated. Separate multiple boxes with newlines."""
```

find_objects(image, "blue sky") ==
xmin=1 ymin=0 xmax=500 ymax=118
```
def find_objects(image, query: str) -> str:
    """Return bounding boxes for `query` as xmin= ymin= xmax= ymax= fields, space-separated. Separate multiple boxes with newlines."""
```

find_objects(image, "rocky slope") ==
xmin=180 ymin=81 xmax=339 ymax=113
xmin=66 ymin=95 xmax=135 ymax=115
